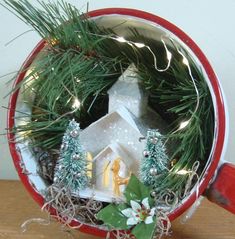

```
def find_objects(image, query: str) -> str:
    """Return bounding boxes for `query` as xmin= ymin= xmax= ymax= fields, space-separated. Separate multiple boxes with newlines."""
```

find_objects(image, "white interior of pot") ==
xmin=14 ymin=14 xmax=218 ymax=218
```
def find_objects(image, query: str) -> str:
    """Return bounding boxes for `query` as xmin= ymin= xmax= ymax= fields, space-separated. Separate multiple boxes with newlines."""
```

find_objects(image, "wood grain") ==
xmin=0 ymin=180 xmax=234 ymax=239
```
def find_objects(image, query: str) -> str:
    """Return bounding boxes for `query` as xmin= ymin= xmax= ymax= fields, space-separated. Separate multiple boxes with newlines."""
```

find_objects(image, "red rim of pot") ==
xmin=7 ymin=8 xmax=226 ymax=238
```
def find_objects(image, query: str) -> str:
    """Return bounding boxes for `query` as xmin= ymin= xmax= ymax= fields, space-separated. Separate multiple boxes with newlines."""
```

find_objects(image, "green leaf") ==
xmin=124 ymin=174 xmax=154 ymax=206
xmin=96 ymin=203 xmax=130 ymax=230
xmin=131 ymin=218 xmax=157 ymax=239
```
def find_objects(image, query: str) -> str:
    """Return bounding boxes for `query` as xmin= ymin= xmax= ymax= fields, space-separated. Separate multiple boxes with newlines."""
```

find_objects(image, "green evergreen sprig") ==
xmin=140 ymin=129 xmax=169 ymax=187
xmin=53 ymin=119 xmax=89 ymax=191
xmin=137 ymin=47 xmax=214 ymax=193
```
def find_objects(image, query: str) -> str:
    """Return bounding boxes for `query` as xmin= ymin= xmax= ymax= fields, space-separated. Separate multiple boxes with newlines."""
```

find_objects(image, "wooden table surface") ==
xmin=0 ymin=180 xmax=235 ymax=239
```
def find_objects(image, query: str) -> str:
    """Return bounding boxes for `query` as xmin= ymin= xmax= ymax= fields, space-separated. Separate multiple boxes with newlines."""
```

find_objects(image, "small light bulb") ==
xmin=134 ymin=42 xmax=145 ymax=48
xmin=177 ymin=169 xmax=190 ymax=175
xmin=179 ymin=120 xmax=190 ymax=130
xmin=167 ymin=51 xmax=172 ymax=61
xmin=116 ymin=36 xmax=126 ymax=43
xmin=72 ymin=97 xmax=81 ymax=110
xmin=182 ymin=56 xmax=189 ymax=66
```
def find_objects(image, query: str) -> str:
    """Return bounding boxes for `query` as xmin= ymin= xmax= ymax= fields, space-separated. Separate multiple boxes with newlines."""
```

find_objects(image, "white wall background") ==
xmin=0 ymin=0 xmax=235 ymax=180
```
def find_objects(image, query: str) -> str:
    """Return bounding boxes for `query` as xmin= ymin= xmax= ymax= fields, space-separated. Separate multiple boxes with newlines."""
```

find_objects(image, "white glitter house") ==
xmin=108 ymin=63 xmax=167 ymax=134
xmin=78 ymin=64 xmax=166 ymax=201
xmin=108 ymin=64 xmax=148 ymax=118
xmin=78 ymin=107 xmax=145 ymax=202
xmin=80 ymin=107 xmax=145 ymax=173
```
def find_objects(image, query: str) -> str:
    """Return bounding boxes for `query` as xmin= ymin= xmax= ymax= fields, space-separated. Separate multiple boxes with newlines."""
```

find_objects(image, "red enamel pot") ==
xmin=7 ymin=8 xmax=235 ymax=238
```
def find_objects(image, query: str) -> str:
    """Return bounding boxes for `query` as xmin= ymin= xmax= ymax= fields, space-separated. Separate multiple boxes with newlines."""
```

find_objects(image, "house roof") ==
xmin=107 ymin=63 xmax=147 ymax=99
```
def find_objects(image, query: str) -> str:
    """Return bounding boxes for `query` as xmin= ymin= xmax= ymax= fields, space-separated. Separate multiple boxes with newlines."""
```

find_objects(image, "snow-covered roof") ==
xmin=108 ymin=63 xmax=147 ymax=99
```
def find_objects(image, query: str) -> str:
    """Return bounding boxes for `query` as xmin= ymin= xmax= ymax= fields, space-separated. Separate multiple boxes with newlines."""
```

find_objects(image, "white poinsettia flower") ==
xmin=121 ymin=197 xmax=155 ymax=226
